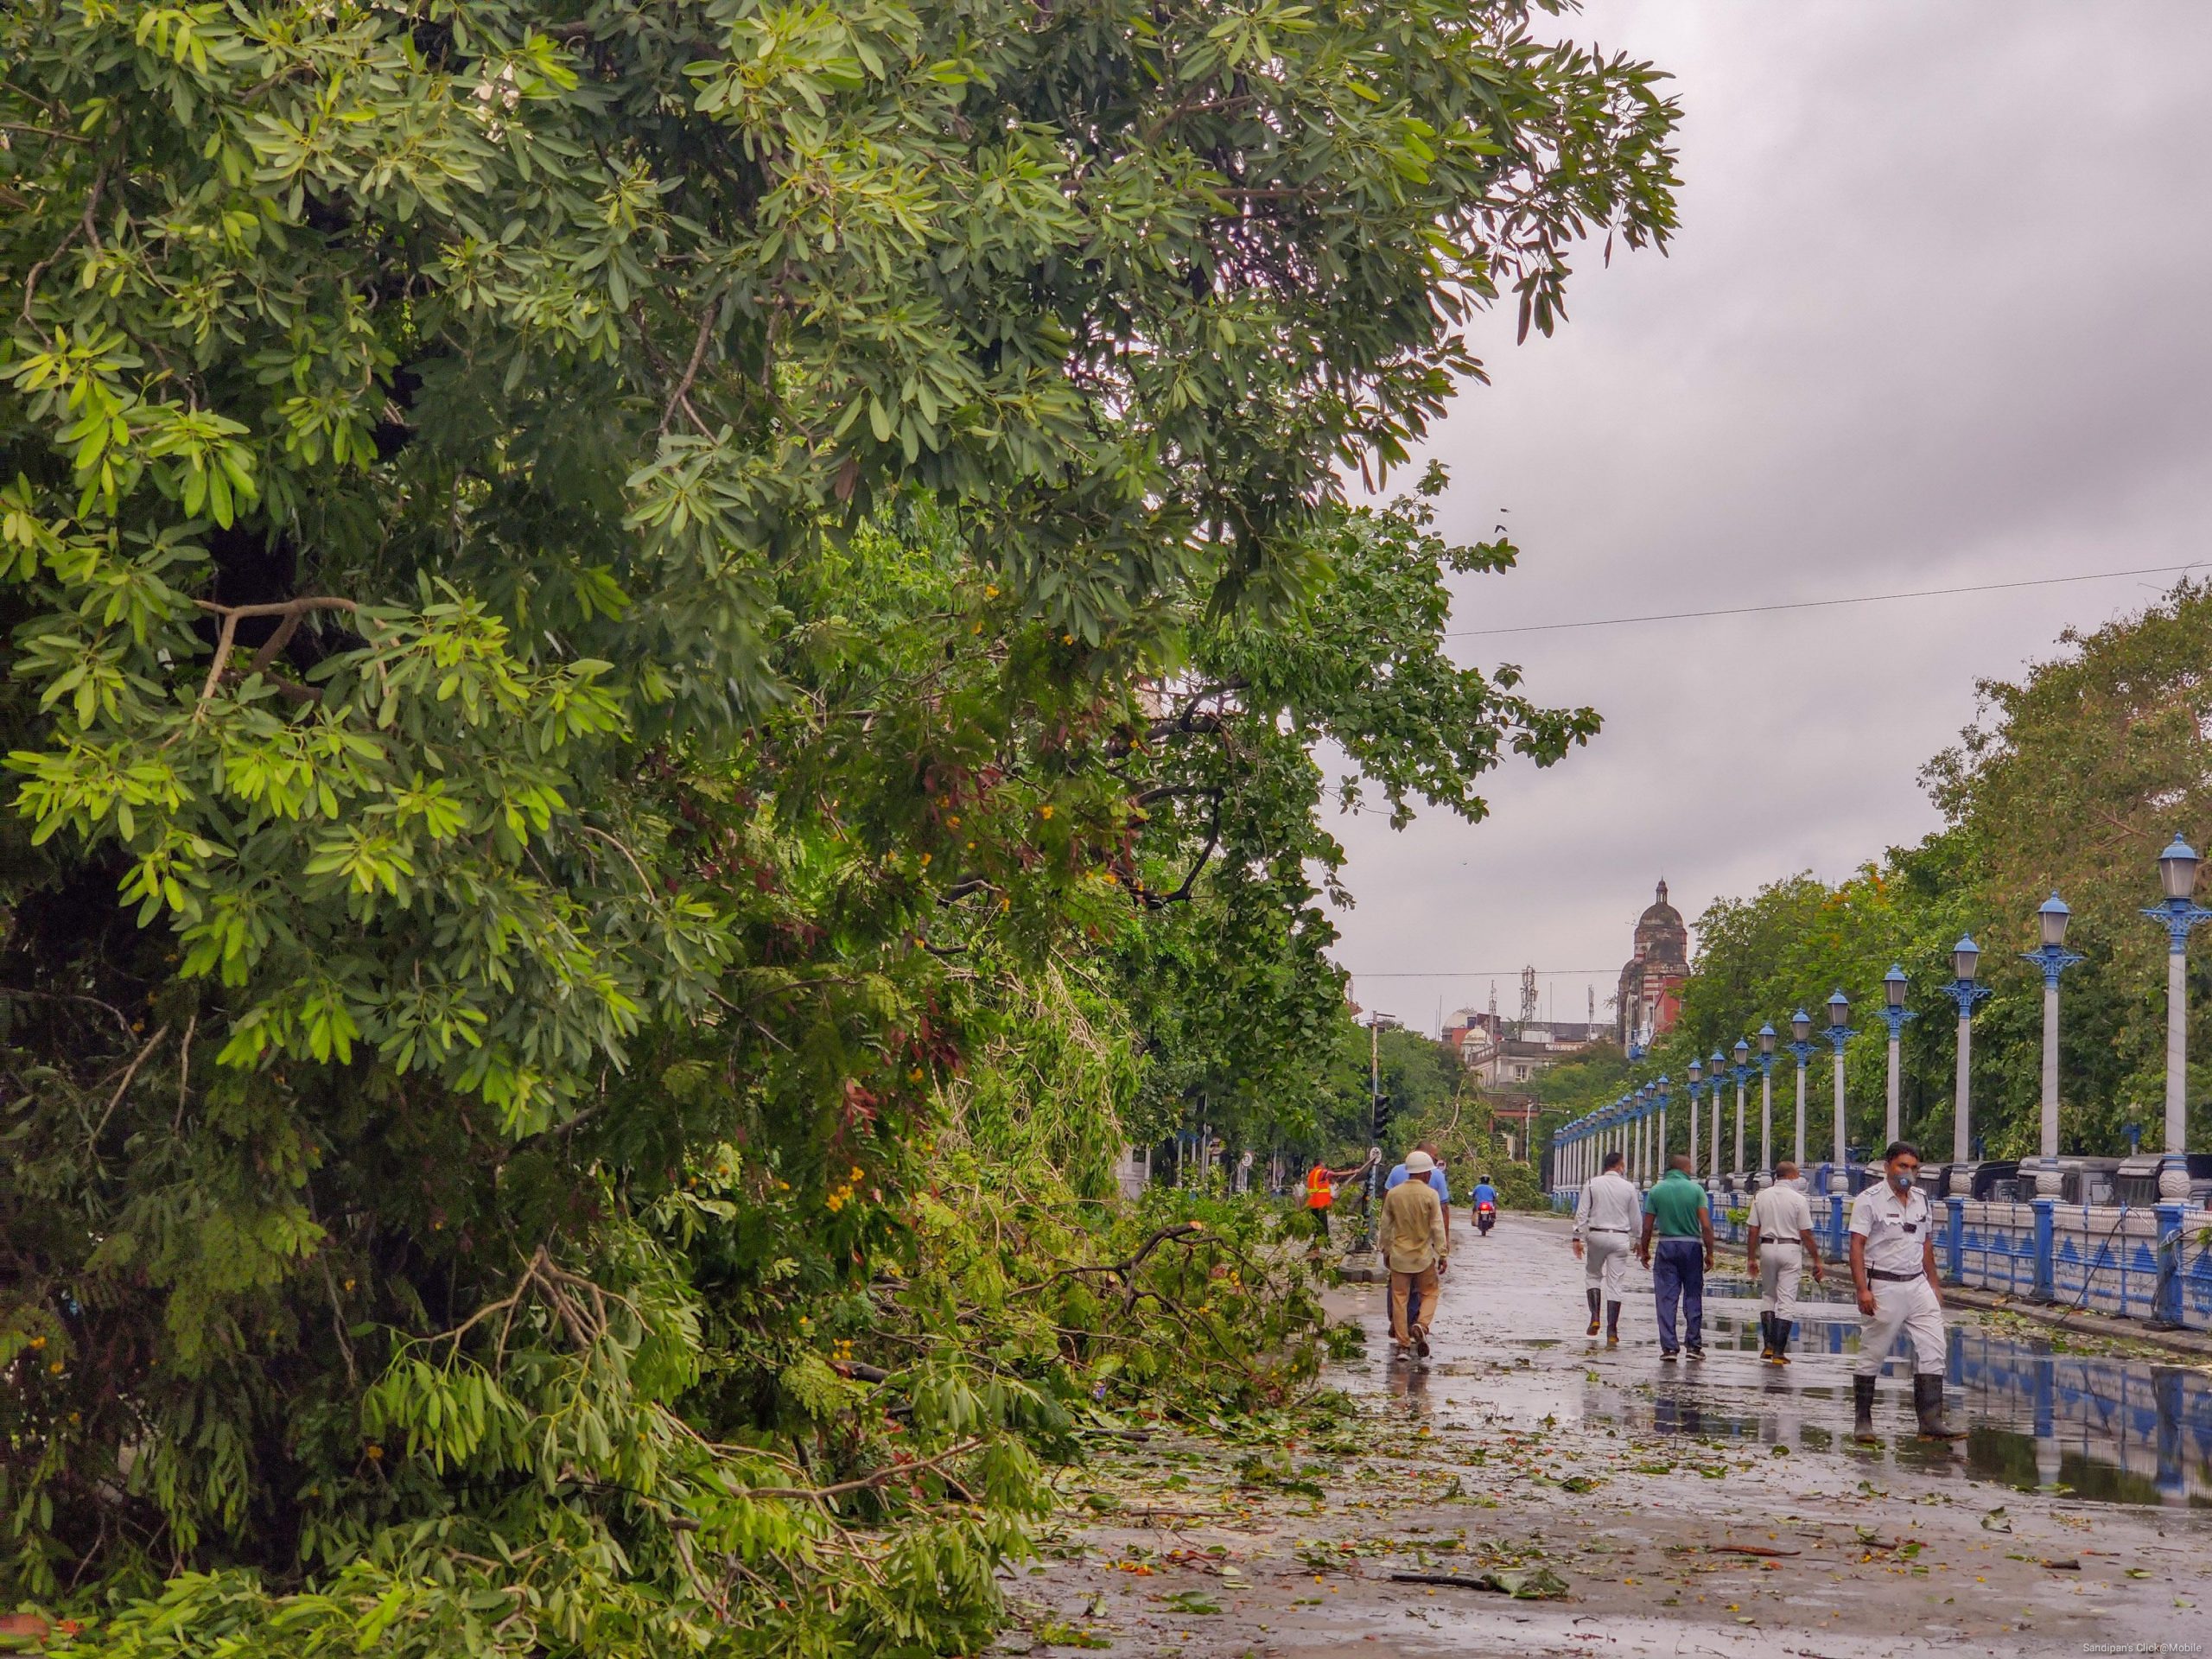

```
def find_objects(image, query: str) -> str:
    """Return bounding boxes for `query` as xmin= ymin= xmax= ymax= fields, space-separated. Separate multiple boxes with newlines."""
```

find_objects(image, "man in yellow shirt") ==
xmin=1378 ymin=1149 xmax=1449 ymax=1363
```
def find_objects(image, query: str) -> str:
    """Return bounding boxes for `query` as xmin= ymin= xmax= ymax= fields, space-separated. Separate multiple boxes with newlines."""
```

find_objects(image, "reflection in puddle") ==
xmin=1618 ymin=1300 xmax=2212 ymax=1507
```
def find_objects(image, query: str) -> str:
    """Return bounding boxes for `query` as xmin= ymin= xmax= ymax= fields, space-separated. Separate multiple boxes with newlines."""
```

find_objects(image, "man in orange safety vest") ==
xmin=1300 ymin=1154 xmax=1371 ymax=1255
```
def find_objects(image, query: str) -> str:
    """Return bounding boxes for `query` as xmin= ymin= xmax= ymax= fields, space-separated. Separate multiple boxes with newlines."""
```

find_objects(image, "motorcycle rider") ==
xmin=1471 ymin=1173 xmax=1499 ymax=1236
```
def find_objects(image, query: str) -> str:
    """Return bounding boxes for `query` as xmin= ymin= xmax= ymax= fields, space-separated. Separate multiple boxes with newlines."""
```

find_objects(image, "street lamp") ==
xmin=2021 ymin=893 xmax=2084 ymax=1197
xmin=1732 ymin=1037 xmax=1751 ymax=1185
xmin=1878 ymin=965 xmax=1914 ymax=1148
xmin=1708 ymin=1048 xmax=1727 ymax=1187
xmin=1788 ymin=1009 xmax=1816 ymax=1167
xmin=2145 ymin=836 xmax=2212 ymax=1198
xmin=1654 ymin=1076 xmax=1670 ymax=1184
xmin=1686 ymin=1057 xmax=1702 ymax=1176
xmin=1827 ymin=989 xmax=1857 ymax=1177
xmin=1758 ymin=1024 xmax=1777 ymax=1183
xmin=1939 ymin=936 xmax=1992 ymax=1195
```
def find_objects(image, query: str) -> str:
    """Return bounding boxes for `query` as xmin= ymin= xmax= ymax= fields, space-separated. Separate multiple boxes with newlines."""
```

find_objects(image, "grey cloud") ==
xmin=1330 ymin=1 xmax=2212 ymax=1034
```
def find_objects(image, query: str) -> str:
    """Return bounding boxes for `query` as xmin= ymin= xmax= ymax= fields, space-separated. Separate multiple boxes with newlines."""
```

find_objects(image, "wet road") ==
xmin=1353 ymin=1211 xmax=2212 ymax=1510
xmin=1022 ymin=1209 xmax=2212 ymax=1657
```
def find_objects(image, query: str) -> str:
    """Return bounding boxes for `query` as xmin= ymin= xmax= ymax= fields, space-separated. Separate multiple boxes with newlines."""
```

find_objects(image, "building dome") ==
xmin=1637 ymin=879 xmax=1683 ymax=931
xmin=1618 ymin=880 xmax=1691 ymax=1052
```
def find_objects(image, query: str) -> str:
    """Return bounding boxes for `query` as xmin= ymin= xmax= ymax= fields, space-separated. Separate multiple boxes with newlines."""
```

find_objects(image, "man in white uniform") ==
xmin=1745 ymin=1160 xmax=1823 ymax=1364
xmin=1571 ymin=1149 xmax=1640 ymax=1344
xmin=1847 ymin=1141 xmax=1965 ymax=1442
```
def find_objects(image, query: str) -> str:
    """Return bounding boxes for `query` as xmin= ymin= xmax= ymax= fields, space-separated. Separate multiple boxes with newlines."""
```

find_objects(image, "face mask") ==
xmin=1891 ymin=1168 xmax=1914 ymax=1192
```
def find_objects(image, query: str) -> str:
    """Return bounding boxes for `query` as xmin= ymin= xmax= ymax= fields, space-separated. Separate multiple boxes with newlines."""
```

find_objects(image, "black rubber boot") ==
xmin=1852 ymin=1374 xmax=1878 ymax=1442
xmin=1586 ymin=1286 xmax=1601 ymax=1336
xmin=1914 ymin=1374 xmax=1967 ymax=1441
xmin=1773 ymin=1319 xmax=1793 ymax=1364
xmin=1758 ymin=1311 xmax=1775 ymax=1361
xmin=1605 ymin=1301 xmax=1621 ymax=1345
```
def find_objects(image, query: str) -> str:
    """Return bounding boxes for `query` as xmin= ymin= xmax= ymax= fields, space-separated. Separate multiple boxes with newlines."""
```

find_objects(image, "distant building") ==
xmin=1465 ymin=1020 xmax=1606 ymax=1090
xmin=1617 ymin=880 xmax=1691 ymax=1053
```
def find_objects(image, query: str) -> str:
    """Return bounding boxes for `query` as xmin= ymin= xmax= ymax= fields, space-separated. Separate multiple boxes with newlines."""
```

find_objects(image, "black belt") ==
xmin=1867 ymin=1268 xmax=1923 ymax=1283
xmin=1758 ymin=1239 xmax=1801 ymax=1249
xmin=1587 ymin=1227 xmax=1630 ymax=1234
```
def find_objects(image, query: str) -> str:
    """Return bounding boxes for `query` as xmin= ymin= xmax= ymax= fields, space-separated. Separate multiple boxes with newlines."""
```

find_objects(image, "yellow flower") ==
xmin=1039 ymin=804 xmax=1053 ymax=820
xmin=985 ymin=585 xmax=999 ymax=598
xmin=850 ymin=1166 xmax=865 ymax=1181
xmin=28 ymin=1336 xmax=45 ymax=1351
xmin=918 ymin=853 xmax=931 ymax=866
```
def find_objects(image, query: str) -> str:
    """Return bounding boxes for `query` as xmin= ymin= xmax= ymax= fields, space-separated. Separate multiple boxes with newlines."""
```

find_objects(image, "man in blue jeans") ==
xmin=1638 ymin=1152 xmax=1717 ymax=1360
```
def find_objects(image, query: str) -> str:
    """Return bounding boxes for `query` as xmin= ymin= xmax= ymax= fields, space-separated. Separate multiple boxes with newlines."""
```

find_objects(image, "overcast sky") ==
xmin=1328 ymin=1 xmax=2212 ymax=1037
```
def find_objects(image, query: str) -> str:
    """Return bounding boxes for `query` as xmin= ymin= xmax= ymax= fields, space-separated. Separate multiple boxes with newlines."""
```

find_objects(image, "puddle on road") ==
xmin=1338 ymin=1282 xmax=2212 ymax=1510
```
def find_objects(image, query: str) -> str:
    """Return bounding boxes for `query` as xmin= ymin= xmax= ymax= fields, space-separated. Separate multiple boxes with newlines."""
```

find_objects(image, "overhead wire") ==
xmin=1445 ymin=560 xmax=2207 ymax=639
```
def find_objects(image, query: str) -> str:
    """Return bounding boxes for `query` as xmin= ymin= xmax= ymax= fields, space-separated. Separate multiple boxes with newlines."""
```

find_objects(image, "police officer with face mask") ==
xmin=1847 ymin=1140 xmax=1965 ymax=1443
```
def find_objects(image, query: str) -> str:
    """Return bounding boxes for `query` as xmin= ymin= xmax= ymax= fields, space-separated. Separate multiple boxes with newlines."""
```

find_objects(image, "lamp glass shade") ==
xmin=1828 ymin=989 xmax=1849 ymax=1027
xmin=1884 ymin=965 xmax=1907 ymax=1008
xmin=1687 ymin=1058 xmax=1701 ymax=1084
xmin=2160 ymin=836 xmax=2200 ymax=901
xmin=1791 ymin=1009 xmax=1812 ymax=1042
xmin=2039 ymin=893 xmax=2070 ymax=947
xmin=1951 ymin=937 xmax=1980 ymax=982
xmin=1759 ymin=1023 xmax=1777 ymax=1054
xmin=1732 ymin=1038 xmax=1749 ymax=1065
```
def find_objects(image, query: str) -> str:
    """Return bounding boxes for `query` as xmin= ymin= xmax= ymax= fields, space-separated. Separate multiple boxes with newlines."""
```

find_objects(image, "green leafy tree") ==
xmin=0 ymin=0 xmax=1677 ymax=1649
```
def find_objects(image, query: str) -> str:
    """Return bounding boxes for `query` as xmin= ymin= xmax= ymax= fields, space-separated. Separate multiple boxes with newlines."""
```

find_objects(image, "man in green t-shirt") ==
xmin=1637 ymin=1153 xmax=1716 ymax=1361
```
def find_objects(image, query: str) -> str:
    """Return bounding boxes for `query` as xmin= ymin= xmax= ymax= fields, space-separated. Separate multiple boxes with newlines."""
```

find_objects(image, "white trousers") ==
xmin=1757 ymin=1243 xmax=1802 ymax=1321
xmin=1583 ymin=1232 xmax=1630 ymax=1299
xmin=1854 ymin=1274 xmax=1946 ymax=1377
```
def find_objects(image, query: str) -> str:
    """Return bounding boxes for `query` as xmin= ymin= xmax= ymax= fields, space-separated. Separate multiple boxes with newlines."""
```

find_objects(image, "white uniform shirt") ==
xmin=1573 ymin=1171 xmax=1643 ymax=1238
xmin=1847 ymin=1180 xmax=1932 ymax=1276
xmin=1749 ymin=1183 xmax=1815 ymax=1244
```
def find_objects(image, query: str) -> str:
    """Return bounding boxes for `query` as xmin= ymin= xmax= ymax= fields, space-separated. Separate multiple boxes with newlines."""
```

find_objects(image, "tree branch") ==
xmin=89 ymin=1022 xmax=169 ymax=1148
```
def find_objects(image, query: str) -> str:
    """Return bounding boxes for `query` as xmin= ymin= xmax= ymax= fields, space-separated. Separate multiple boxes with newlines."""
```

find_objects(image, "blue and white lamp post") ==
xmin=1827 ymin=989 xmax=1857 ymax=1176
xmin=1654 ymin=1076 xmax=1670 ymax=1183
xmin=1731 ymin=1037 xmax=1751 ymax=1184
xmin=1708 ymin=1048 xmax=1727 ymax=1187
xmin=2145 ymin=836 xmax=2211 ymax=1198
xmin=1787 ymin=1009 xmax=1816 ymax=1166
xmin=1939 ymin=936 xmax=1992 ymax=1195
xmin=2021 ymin=893 xmax=2083 ymax=1197
xmin=1878 ymin=965 xmax=1914 ymax=1148
xmin=1685 ymin=1058 xmax=1702 ymax=1177
xmin=1757 ymin=1024 xmax=1777 ymax=1183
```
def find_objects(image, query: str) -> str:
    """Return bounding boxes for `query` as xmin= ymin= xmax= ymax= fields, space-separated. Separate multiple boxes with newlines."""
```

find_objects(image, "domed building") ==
xmin=1617 ymin=880 xmax=1690 ymax=1053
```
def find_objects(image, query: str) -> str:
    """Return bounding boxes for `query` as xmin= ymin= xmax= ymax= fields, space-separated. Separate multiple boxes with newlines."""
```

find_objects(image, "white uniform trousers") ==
xmin=1853 ymin=1273 xmax=1946 ymax=1377
xmin=1756 ymin=1242 xmax=1803 ymax=1323
xmin=1583 ymin=1230 xmax=1631 ymax=1299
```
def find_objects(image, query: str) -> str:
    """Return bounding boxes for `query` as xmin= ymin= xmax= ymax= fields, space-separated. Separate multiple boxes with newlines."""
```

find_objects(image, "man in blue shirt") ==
xmin=1471 ymin=1175 xmax=1498 ymax=1210
xmin=1386 ymin=1141 xmax=1452 ymax=1205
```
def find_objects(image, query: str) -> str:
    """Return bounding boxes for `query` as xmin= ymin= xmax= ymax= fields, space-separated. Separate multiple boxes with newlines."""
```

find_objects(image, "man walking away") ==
xmin=1746 ymin=1160 xmax=1823 ymax=1363
xmin=1386 ymin=1141 xmax=1452 ymax=1332
xmin=1639 ymin=1152 xmax=1715 ymax=1361
xmin=1379 ymin=1149 xmax=1449 ymax=1363
xmin=1848 ymin=1141 xmax=1965 ymax=1442
xmin=1572 ymin=1150 xmax=1639 ymax=1344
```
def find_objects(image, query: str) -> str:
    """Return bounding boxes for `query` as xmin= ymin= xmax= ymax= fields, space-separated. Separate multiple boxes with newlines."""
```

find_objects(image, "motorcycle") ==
xmin=1475 ymin=1200 xmax=1497 ymax=1237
